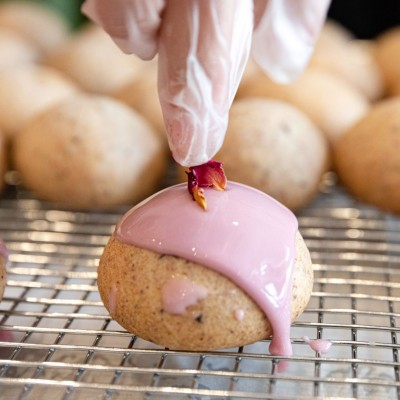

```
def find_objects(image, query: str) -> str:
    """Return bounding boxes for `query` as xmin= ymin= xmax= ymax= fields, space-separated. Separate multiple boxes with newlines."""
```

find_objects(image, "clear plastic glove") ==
xmin=82 ymin=0 xmax=331 ymax=167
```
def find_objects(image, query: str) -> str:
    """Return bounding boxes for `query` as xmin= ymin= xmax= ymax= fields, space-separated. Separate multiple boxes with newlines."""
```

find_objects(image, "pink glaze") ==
xmin=234 ymin=309 xmax=245 ymax=321
xmin=116 ymin=182 xmax=298 ymax=357
xmin=162 ymin=275 xmax=208 ymax=314
xmin=303 ymin=336 xmax=332 ymax=354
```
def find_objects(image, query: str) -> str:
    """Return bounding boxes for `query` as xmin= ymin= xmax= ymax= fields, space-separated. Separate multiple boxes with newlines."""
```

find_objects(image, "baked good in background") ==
xmin=0 ymin=240 xmax=8 ymax=302
xmin=111 ymin=61 xmax=167 ymax=144
xmin=98 ymin=182 xmax=313 ymax=354
xmin=0 ymin=27 xmax=38 ymax=72
xmin=0 ymin=64 xmax=78 ymax=139
xmin=309 ymin=21 xmax=384 ymax=101
xmin=236 ymin=67 xmax=370 ymax=146
xmin=374 ymin=26 xmax=400 ymax=96
xmin=45 ymin=24 xmax=148 ymax=95
xmin=0 ymin=0 xmax=69 ymax=56
xmin=334 ymin=97 xmax=400 ymax=214
xmin=0 ymin=133 xmax=7 ymax=193
xmin=213 ymin=98 xmax=329 ymax=211
xmin=12 ymin=93 xmax=167 ymax=209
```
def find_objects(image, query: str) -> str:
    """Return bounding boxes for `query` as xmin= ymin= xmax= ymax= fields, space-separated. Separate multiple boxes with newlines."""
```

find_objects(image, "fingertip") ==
xmin=163 ymin=109 xmax=224 ymax=168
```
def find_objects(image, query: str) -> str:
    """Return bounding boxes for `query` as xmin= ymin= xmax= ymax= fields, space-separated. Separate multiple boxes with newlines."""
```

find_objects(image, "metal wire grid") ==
xmin=0 ymin=181 xmax=398 ymax=400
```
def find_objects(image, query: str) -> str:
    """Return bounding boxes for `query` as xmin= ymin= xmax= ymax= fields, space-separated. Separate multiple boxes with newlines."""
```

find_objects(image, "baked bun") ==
xmin=237 ymin=68 xmax=369 ymax=144
xmin=112 ymin=62 xmax=166 ymax=142
xmin=0 ymin=64 xmax=77 ymax=138
xmin=215 ymin=98 xmax=329 ymax=211
xmin=309 ymin=21 xmax=383 ymax=101
xmin=334 ymin=97 xmax=400 ymax=213
xmin=45 ymin=25 xmax=146 ymax=95
xmin=98 ymin=182 xmax=313 ymax=354
xmin=0 ymin=27 xmax=38 ymax=72
xmin=0 ymin=240 xmax=8 ymax=301
xmin=13 ymin=93 xmax=167 ymax=209
xmin=0 ymin=0 xmax=68 ymax=55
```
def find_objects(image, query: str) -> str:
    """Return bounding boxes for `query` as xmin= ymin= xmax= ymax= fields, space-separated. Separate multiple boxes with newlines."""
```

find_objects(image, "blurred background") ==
xmin=0 ymin=0 xmax=87 ymax=30
xmin=0 ymin=0 xmax=399 ymax=37
xmin=328 ymin=0 xmax=400 ymax=38
xmin=0 ymin=0 xmax=399 ymax=212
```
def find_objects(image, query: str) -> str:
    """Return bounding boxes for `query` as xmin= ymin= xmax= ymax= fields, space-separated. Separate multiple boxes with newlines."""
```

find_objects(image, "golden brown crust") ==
xmin=334 ymin=97 xmax=400 ymax=213
xmin=215 ymin=98 xmax=330 ymax=211
xmin=12 ymin=93 xmax=166 ymax=209
xmin=0 ymin=64 xmax=77 ymax=138
xmin=236 ymin=69 xmax=369 ymax=144
xmin=44 ymin=25 xmax=146 ymax=95
xmin=374 ymin=27 xmax=400 ymax=95
xmin=98 ymin=232 xmax=313 ymax=350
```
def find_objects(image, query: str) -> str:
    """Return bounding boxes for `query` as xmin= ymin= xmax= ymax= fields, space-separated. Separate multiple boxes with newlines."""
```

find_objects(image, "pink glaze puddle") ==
xmin=0 ymin=329 xmax=14 ymax=343
xmin=0 ymin=330 xmax=15 ymax=359
xmin=162 ymin=275 xmax=208 ymax=314
xmin=116 ymin=182 xmax=298 ymax=358
xmin=234 ymin=309 xmax=245 ymax=321
xmin=303 ymin=336 xmax=332 ymax=354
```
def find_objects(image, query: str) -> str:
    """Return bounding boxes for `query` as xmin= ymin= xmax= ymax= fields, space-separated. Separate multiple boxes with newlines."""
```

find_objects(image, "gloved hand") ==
xmin=81 ymin=0 xmax=331 ymax=167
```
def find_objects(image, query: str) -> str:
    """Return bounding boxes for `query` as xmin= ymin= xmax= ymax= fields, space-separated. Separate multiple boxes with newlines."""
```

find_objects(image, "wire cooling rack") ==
xmin=0 ymin=174 xmax=399 ymax=400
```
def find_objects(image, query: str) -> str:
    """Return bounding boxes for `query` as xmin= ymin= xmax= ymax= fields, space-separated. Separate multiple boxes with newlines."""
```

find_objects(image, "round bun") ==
xmin=45 ymin=25 xmax=147 ymax=95
xmin=334 ymin=97 xmax=400 ymax=213
xmin=310 ymin=39 xmax=383 ymax=102
xmin=13 ymin=93 xmax=167 ymax=209
xmin=308 ymin=21 xmax=383 ymax=101
xmin=237 ymin=68 xmax=369 ymax=144
xmin=112 ymin=62 xmax=166 ymax=142
xmin=98 ymin=183 xmax=313 ymax=351
xmin=0 ymin=0 xmax=68 ymax=55
xmin=216 ymin=98 xmax=329 ymax=211
xmin=0 ymin=64 xmax=77 ymax=138
xmin=99 ymin=233 xmax=312 ymax=350
xmin=0 ymin=27 xmax=38 ymax=72
xmin=374 ymin=26 xmax=400 ymax=96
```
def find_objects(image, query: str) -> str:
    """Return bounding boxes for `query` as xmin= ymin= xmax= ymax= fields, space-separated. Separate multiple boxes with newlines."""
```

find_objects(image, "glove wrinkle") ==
xmin=159 ymin=0 xmax=253 ymax=166
xmin=252 ymin=0 xmax=330 ymax=83
xmin=81 ymin=0 xmax=330 ymax=166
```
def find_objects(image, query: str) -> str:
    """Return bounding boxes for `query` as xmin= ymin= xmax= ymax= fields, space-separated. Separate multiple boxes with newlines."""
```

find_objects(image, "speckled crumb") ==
xmin=97 ymin=232 xmax=313 ymax=351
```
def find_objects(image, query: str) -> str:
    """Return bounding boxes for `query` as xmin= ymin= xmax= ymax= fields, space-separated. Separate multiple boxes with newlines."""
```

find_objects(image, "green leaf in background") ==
xmin=0 ymin=0 xmax=87 ymax=29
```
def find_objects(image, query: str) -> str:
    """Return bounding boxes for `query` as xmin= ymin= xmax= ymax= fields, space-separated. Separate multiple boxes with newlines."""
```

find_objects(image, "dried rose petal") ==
xmin=186 ymin=160 xmax=227 ymax=210
xmin=192 ymin=160 xmax=227 ymax=191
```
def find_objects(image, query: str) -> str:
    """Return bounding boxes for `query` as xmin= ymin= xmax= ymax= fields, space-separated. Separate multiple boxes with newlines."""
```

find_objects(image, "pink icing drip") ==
xmin=115 ymin=182 xmax=298 ymax=357
xmin=162 ymin=275 xmax=208 ymax=314
xmin=303 ymin=336 xmax=332 ymax=354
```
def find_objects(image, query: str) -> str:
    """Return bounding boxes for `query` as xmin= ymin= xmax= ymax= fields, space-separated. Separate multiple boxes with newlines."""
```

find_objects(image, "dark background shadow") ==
xmin=328 ymin=0 xmax=400 ymax=38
